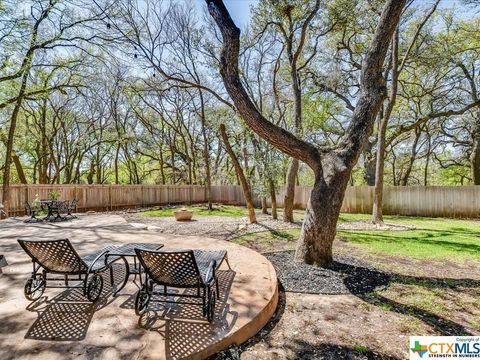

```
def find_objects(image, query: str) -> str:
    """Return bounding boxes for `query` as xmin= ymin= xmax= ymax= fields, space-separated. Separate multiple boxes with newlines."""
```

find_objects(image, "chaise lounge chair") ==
xmin=18 ymin=239 xmax=117 ymax=302
xmin=134 ymin=248 xmax=230 ymax=322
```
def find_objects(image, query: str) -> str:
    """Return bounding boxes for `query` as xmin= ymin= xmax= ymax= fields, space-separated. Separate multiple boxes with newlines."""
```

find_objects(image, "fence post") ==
xmin=109 ymin=185 xmax=113 ymax=211
xmin=141 ymin=185 xmax=144 ymax=209
xmin=74 ymin=185 xmax=78 ymax=211
xmin=25 ymin=185 xmax=29 ymax=216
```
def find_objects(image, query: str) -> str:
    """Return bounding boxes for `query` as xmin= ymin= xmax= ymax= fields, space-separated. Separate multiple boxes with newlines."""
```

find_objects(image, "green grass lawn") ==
xmin=142 ymin=205 xmax=308 ymax=221
xmin=141 ymin=204 xmax=480 ymax=261
xmin=337 ymin=214 xmax=480 ymax=261
xmin=234 ymin=212 xmax=480 ymax=262
xmin=141 ymin=205 xmax=248 ymax=217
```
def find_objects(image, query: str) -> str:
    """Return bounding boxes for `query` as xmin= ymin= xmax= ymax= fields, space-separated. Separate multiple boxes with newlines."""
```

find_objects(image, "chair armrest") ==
xmin=85 ymin=249 xmax=110 ymax=274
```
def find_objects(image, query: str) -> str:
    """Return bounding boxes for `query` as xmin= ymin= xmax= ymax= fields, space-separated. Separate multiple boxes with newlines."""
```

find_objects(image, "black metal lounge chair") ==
xmin=134 ymin=249 xmax=229 ymax=322
xmin=18 ymin=239 xmax=117 ymax=302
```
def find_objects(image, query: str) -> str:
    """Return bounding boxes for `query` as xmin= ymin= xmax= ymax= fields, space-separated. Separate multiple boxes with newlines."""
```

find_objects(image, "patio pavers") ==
xmin=0 ymin=215 xmax=278 ymax=360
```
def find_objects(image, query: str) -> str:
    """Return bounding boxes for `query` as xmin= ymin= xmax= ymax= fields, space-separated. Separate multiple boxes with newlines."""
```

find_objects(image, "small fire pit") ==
xmin=174 ymin=208 xmax=193 ymax=221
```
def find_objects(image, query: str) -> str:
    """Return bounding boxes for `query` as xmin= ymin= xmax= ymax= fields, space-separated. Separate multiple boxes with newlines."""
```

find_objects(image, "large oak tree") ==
xmin=206 ymin=0 xmax=406 ymax=267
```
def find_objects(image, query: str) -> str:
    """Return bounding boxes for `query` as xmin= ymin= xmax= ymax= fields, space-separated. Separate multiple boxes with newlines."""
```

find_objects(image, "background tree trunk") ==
xmin=198 ymin=91 xmax=213 ymax=210
xmin=373 ymin=28 xmax=399 ymax=224
xmin=2 ymin=70 xmax=29 ymax=213
xmin=471 ymin=123 xmax=480 ymax=184
xmin=283 ymin=158 xmax=298 ymax=222
xmin=219 ymin=123 xmax=257 ymax=223
xmin=269 ymin=178 xmax=278 ymax=220
xmin=372 ymin=113 xmax=388 ymax=224
xmin=261 ymin=197 xmax=268 ymax=214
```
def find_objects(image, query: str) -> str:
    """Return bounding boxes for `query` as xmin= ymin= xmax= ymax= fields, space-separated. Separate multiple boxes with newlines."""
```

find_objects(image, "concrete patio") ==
xmin=0 ymin=215 xmax=278 ymax=360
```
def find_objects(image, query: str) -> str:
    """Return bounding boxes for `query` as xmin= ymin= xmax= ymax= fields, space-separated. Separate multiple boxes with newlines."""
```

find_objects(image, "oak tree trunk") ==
xmin=295 ymin=170 xmax=349 ymax=267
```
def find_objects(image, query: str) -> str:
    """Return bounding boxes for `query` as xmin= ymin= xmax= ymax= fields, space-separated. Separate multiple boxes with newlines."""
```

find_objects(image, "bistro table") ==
xmin=105 ymin=242 xmax=164 ymax=296
xmin=40 ymin=200 xmax=68 ymax=222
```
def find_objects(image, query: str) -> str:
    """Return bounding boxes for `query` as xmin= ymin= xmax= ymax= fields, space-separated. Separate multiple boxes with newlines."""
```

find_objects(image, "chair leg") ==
xmin=202 ymin=287 xmax=206 ymax=316
xmin=225 ymin=255 xmax=231 ymax=270
xmin=83 ymin=274 xmax=89 ymax=296
xmin=110 ymin=266 xmax=114 ymax=286
xmin=216 ymin=278 xmax=220 ymax=299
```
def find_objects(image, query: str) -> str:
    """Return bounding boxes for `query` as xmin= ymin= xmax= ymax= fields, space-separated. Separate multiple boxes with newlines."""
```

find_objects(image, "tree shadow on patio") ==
xmin=126 ymin=270 xmax=237 ymax=360
xmin=24 ymin=264 xmax=125 ymax=341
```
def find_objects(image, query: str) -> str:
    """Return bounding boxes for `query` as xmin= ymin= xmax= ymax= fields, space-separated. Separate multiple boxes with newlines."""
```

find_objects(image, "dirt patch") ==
xmin=121 ymin=212 xmax=301 ymax=240
xmin=121 ymin=211 xmax=411 ymax=243
xmin=234 ymin=293 xmax=434 ymax=360
xmin=338 ymin=220 xmax=414 ymax=231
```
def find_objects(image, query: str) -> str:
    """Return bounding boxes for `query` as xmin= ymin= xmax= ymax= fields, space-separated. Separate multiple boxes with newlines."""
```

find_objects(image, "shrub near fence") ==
xmin=1 ymin=184 xmax=480 ymax=218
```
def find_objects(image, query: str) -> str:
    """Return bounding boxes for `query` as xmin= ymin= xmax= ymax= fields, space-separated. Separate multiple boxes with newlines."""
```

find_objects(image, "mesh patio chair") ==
xmin=18 ymin=239 xmax=117 ymax=302
xmin=0 ymin=203 xmax=7 ymax=219
xmin=134 ymin=249 xmax=229 ymax=322
xmin=66 ymin=199 xmax=78 ymax=219
xmin=24 ymin=202 xmax=41 ymax=223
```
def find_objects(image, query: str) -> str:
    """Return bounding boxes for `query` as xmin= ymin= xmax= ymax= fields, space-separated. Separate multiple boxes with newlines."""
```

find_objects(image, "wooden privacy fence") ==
xmin=213 ymin=185 xmax=480 ymax=218
xmin=1 ymin=184 xmax=480 ymax=218
xmin=1 ymin=185 xmax=207 ymax=215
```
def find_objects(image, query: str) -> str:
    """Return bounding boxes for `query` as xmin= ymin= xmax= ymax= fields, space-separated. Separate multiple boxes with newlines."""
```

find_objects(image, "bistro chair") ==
xmin=0 ymin=202 xmax=7 ymax=218
xmin=134 ymin=249 xmax=229 ymax=322
xmin=18 ymin=239 xmax=117 ymax=302
xmin=24 ymin=202 xmax=41 ymax=223
xmin=66 ymin=199 xmax=78 ymax=219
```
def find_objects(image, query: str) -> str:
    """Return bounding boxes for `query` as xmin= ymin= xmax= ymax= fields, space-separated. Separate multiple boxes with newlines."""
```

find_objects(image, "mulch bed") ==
xmin=264 ymin=251 xmax=391 ymax=295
